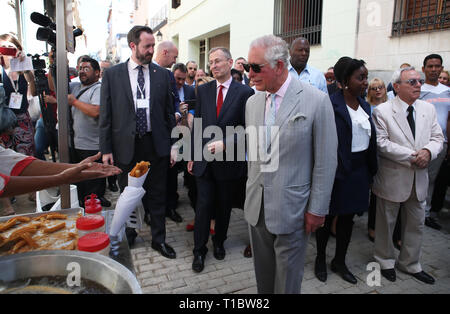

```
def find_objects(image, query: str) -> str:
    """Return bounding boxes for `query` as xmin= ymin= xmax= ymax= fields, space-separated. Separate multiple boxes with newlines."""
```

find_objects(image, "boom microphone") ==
xmin=30 ymin=12 xmax=56 ymax=30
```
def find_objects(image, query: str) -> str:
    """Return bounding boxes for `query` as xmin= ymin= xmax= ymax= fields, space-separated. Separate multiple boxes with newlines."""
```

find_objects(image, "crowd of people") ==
xmin=1 ymin=25 xmax=449 ymax=294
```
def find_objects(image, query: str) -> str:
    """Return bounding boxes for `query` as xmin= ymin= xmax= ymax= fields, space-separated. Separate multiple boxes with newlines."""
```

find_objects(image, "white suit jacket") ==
xmin=372 ymin=97 xmax=444 ymax=202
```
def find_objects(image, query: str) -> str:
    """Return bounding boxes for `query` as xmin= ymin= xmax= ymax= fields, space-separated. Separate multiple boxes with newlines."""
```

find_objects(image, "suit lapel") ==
xmin=122 ymin=61 xmax=135 ymax=112
xmin=392 ymin=98 xmax=415 ymax=146
xmin=217 ymin=80 xmax=238 ymax=122
xmin=414 ymin=101 xmax=426 ymax=146
xmin=149 ymin=63 xmax=158 ymax=112
xmin=332 ymin=91 xmax=352 ymax=131
xmin=272 ymin=79 xmax=303 ymax=137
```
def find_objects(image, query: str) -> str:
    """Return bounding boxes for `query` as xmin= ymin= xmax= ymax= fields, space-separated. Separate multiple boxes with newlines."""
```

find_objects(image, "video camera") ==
xmin=31 ymin=12 xmax=83 ymax=49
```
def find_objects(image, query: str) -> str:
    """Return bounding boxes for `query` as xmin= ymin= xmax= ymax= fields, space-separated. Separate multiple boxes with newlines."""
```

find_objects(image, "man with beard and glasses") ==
xmin=185 ymin=61 xmax=198 ymax=87
xmin=68 ymin=57 xmax=111 ymax=208
xmin=288 ymin=37 xmax=328 ymax=94
xmin=100 ymin=26 xmax=177 ymax=259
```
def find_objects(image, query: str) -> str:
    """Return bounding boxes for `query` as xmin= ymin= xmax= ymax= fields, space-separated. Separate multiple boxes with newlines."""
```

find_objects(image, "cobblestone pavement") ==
xmin=5 ymin=175 xmax=450 ymax=294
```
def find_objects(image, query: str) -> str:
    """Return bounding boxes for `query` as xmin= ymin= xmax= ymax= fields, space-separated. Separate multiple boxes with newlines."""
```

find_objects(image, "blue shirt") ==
xmin=288 ymin=63 xmax=328 ymax=94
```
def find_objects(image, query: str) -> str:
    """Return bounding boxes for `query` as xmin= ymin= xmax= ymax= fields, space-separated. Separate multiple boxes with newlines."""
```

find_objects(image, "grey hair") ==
xmin=249 ymin=35 xmax=290 ymax=69
xmin=391 ymin=66 xmax=416 ymax=84
xmin=208 ymin=47 xmax=232 ymax=60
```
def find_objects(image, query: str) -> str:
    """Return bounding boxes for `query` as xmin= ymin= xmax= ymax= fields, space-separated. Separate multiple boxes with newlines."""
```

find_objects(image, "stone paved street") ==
xmin=123 ymin=176 xmax=450 ymax=294
xmin=6 ymin=174 xmax=450 ymax=294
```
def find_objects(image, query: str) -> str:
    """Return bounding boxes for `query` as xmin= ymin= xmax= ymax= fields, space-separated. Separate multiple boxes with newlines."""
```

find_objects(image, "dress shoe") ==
xmin=330 ymin=259 xmax=357 ymax=284
xmin=166 ymin=209 xmax=182 ymax=223
xmin=314 ymin=257 xmax=327 ymax=282
xmin=186 ymin=224 xmax=195 ymax=232
xmin=192 ymin=254 xmax=206 ymax=273
xmin=144 ymin=213 xmax=151 ymax=226
xmin=409 ymin=270 xmax=435 ymax=284
xmin=98 ymin=196 xmax=111 ymax=207
xmin=151 ymin=242 xmax=176 ymax=259
xmin=380 ymin=268 xmax=396 ymax=282
xmin=425 ymin=217 xmax=442 ymax=230
xmin=243 ymin=245 xmax=252 ymax=258
xmin=108 ymin=182 xmax=119 ymax=192
xmin=213 ymin=242 xmax=226 ymax=260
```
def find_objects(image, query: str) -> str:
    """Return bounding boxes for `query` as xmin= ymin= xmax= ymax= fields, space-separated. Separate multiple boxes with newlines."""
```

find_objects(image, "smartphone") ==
xmin=0 ymin=47 xmax=17 ymax=56
xmin=184 ymin=99 xmax=196 ymax=111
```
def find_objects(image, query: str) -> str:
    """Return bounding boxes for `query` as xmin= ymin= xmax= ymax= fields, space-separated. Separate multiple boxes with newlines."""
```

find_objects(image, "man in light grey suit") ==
xmin=244 ymin=35 xmax=338 ymax=294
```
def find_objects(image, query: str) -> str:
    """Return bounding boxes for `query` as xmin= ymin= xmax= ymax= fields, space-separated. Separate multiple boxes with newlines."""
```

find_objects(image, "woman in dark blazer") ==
xmin=314 ymin=57 xmax=378 ymax=284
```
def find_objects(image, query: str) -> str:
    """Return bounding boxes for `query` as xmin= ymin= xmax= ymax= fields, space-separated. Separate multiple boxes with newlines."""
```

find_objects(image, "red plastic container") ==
xmin=77 ymin=232 xmax=110 ymax=256
xmin=76 ymin=215 xmax=105 ymax=237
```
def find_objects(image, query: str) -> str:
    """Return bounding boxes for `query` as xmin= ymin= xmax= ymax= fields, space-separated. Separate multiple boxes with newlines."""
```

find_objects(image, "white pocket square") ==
xmin=289 ymin=113 xmax=306 ymax=123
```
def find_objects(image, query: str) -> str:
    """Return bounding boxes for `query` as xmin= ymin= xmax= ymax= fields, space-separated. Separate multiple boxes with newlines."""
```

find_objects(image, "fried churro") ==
xmin=20 ymin=233 xmax=38 ymax=248
xmin=130 ymin=161 xmax=150 ymax=177
xmin=10 ymin=240 xmax=27 ymax=254
xmin=42 ymin=222 xmax=66 ymax=234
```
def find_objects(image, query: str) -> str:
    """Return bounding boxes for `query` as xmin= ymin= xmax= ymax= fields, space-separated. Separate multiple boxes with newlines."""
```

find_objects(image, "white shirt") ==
xmin=347 ymin=105 xmax=371 ymax=152
xmin=398 ymin=97 xmax=417 ymax=121
xmin=0 ymin=146 xmax=35 ymax=196
xmin=421 ymin=83 xmax=450 ymax=94
xmin=128 ymin=58 xmax=151 ymax=132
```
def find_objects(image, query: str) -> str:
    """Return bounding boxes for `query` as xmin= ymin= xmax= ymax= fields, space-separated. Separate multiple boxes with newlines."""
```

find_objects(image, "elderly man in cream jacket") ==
xmin=371 ymin=67 xmax=444 ymax=285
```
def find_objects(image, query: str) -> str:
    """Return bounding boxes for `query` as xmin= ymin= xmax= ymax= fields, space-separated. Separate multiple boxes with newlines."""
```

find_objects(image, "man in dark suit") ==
xmin=187 ymin=47 xmax=254 ymax=272
xmin=100 ymin=25 xmax=177 ymax=259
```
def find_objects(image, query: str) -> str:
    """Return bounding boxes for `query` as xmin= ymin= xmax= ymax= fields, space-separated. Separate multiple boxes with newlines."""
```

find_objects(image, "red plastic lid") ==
xmin=76 ymin=215 xmax=105 ymax=231
xmin=85 ymin=203 xmax=102 ymax=214
xmin=77 ymin=232 xmax=110 ymax=252
xmin=85 ymin=194 xmax=100 ymax=206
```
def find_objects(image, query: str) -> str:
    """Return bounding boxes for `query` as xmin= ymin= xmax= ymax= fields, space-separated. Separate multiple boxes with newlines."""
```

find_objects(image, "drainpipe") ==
xmin=14 ymin=0 xmax=23 ymax=43
xmin=354 ymin=0 xmax=362 ymax=58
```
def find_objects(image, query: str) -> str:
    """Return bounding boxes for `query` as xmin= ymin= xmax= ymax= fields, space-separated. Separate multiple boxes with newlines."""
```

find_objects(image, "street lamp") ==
xmin=156 ymin=30 xmax=163 ymax=41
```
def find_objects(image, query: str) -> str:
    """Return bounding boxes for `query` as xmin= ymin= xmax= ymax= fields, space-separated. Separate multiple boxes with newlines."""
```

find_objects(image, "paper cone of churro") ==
xmin=128 ymin=161 xmax=150 ymax=187
xmin=109 ymin=161 xmax=150 ymax=238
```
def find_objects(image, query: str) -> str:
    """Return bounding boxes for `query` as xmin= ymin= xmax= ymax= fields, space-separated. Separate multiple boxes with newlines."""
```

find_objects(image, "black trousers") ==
xmin=117 ymin=133 xmax=169 ymax=244
xmin=166 ymin=161 xmax=180 ymax=214
xmin=193 ymin=165 xmax=234 ymax=256
xmin=431 ymin=157 xmax=450 ymax=213
xmin=316 ymin=213 xmax=355 ymax=264
xmin=70 ymin=148 xmax=106 ymax=204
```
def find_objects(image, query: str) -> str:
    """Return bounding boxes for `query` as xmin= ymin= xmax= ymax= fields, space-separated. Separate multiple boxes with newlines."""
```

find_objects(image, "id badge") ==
xmin=9 ymin=92 xmax=23 ymax=109
xmin=136 ymin=98 xmax=148 ymax=109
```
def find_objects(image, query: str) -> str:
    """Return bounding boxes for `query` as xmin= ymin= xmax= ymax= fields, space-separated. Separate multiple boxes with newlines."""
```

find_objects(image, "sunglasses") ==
xmin=370 ymin=86 xmax=384 ymax=91
xmin=243 ymin=63 xmax=267 ymax=73
xmin=400 ymin=79 xmax=424 ymax=86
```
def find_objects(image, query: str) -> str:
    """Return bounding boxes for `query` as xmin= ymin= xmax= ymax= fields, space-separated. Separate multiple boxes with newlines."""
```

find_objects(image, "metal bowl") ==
xmin=0 ymin=250 xmax=141 ymax=294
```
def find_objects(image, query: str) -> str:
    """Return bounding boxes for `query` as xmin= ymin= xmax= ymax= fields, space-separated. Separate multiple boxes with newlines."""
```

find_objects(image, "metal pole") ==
xmin=56 ymin=0 xmax=70 ymax=209
xmin=14 ymin=0 xmax=23 ymax=43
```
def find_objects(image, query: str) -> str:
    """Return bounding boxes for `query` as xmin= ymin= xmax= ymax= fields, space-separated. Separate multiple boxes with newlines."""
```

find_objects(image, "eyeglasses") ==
xmin=370 ymin=86 xmax=385 ymax=91
xmin=399 ymin=79 xmax=424 ymax=86
xmin=208 ymin=59 xmax=226 ymax=66
xmin=243 ymin=63 xmax=267 ymax=73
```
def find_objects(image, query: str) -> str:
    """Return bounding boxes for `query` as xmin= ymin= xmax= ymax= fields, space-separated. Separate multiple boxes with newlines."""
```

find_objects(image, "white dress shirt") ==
xmin=216 ymin=76 xmax=233 ymax=105
xmin=347 ymin=105 xmax=371 ymax=152
xmin=128 ymin=58 xmax=151 ymax=132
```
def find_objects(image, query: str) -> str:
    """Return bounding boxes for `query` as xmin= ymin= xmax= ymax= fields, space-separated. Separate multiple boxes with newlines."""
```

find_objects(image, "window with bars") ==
xmin=392 ymin=0 xmax=450 ymax=36
xmin=274 ymin=0 xmax=323 ymax=46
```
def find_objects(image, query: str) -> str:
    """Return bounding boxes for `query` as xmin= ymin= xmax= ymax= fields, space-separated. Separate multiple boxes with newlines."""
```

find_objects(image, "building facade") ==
xmin=136 ymin=0 xmax=448 ymax=79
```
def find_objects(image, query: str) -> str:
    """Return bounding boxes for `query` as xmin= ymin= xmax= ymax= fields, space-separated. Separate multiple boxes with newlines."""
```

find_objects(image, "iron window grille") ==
xmin=274 ymin=0 xmax=323 ymax=45
xmin=392 ymin=0 xmax=449 ymax=36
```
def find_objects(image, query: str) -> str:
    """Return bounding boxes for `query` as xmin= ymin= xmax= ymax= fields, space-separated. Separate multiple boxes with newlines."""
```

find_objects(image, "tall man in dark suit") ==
xmin=187 ymin=47 xmax=254 ymax=272
xmin=100 ymin=25 xmax=177 ymax=259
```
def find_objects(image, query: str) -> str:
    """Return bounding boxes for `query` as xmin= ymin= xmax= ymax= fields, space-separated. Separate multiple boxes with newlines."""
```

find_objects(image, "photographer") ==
xmin=34 ymin=50 xmax=58 ymax=161
xmin=0 ymin=33 xmax=37 ymax=158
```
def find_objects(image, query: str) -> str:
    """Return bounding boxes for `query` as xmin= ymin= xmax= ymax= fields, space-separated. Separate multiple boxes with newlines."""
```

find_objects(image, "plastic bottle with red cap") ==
xmin=77 ymin=232 xmax=110 ymax=256
xmin=84 ymin=194 xmax=102 ymax=215
xmin=76 ymin=215 xmax=106 ymax=237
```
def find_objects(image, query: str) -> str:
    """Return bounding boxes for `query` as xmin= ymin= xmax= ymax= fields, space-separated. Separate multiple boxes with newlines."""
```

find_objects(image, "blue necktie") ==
xmin=266 ymin=94 xmax=276 ymax=152
xmin=136 ymin=65 xmax=148 ymax=136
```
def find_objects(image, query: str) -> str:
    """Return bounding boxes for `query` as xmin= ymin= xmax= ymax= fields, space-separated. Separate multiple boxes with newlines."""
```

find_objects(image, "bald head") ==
xmin=289 ymin=37 xmax=310 ymax=74
xmin=155 ymin=41 xmax=178 ymax=68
